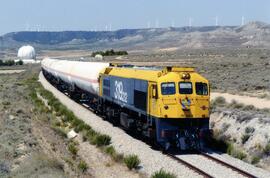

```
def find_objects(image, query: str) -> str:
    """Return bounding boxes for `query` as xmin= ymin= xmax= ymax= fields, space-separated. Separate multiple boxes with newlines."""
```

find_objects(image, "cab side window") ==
xmin=161 ymin=82 xmax=175 ymax=95
xmin=196 ymin=82 xmax=208 ymax=95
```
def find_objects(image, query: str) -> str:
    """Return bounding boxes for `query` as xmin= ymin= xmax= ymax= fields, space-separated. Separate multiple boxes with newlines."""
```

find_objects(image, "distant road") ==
xmin=0 ymin=69 xmax=25 ymax=74
xmin=211 ymin=92 xmax=270 ymax=109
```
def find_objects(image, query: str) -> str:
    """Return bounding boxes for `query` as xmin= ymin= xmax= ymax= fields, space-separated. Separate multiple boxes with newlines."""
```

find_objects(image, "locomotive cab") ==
xmin=149 ymin=67 xmax=210 ymax=150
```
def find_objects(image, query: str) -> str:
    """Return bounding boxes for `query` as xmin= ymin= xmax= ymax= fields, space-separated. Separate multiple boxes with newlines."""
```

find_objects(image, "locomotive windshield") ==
xmin=179 ymin=82 xmax=192 ymax=94
xmin=161 ymin=82 xmax=176 ymax=95
xmin=196 ymin=82 xmax=208 ymax=95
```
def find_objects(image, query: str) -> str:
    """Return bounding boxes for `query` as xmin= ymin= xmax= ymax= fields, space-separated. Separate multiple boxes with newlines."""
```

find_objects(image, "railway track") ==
xmin=165 ymin=151 xmax=257 ymax=178
xmin=166 ymin=152 xmax=214 ymax=178
xmin=199 ymin=151 xmax=257 ymax=178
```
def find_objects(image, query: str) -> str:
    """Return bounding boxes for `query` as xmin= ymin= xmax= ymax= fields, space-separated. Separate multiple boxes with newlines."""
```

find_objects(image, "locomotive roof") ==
xmin=101 ymin=65 xmax=196 ymax=82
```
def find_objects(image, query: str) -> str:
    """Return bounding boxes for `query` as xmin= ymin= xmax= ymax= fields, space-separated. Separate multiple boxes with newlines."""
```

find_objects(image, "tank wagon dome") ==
xmin=17 ymin=45 xmax=36 ymax=60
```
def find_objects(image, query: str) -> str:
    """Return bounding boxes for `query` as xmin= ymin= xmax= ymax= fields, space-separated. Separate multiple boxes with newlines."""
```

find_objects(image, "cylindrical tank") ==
xmin=41 ymin=58 xmax=109 ymax=95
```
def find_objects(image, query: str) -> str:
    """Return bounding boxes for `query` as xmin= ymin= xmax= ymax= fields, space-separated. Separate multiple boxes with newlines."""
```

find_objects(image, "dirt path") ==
xmin=211 ymin=92 xmax=270 ymax=109
xmin=0 ymin=69 xmax=25 ymax=74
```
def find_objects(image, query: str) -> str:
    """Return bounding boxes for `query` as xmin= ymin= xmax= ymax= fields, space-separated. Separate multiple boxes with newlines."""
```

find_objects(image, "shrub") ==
xmin=234 ymin=151 xmax=247 ymax=160
xmin=230 ymin=100 xmax=244 ymax=109
xmin=124 ymin=154 xmax=140 ymax=170
xmin=84 ymin=129 xmax=98 ymax=143
xmin=227 ymin=144 xmax=247 ymax=160
xmin=206 ymin=130 xmax=229 ymax=152
xmin=263 ymin=143 xmax=270 ymax=155
xmin=243 ymin=105 xmax=255 ymax=111
xmin=213 ymin=96 xmax=226 ymax=106
xmin=251 ymin=156 xmax=260 ymax=164
xmin=74 ymin=121 xmax=92 ymax=132
xmin=94 ymin=134 xmax=111 ymax=147
xmin=74 ymin=122 xmax=86 ymax=133
xmin=68 ymin=142 xmax=78 ymax=155
xmin=241 ymin=134 xmax=250 ymax=144
xmin=2 ymin=101 xmax=11 ymax=105
xmin=151 ymin=169 xmax=176 ymax=178
xmin=245 ymin=127 xmax=255 ymax=134
xmin=221 ymin=123 xmax=230 ymax=132
xmin=91 ymin=49 xmax=128 ymax=57
xmin=104 ymin=146 xmax=116 ymax=156
xmin=78 ymin=160 xmax=88 ymax=172
xmin=226 ymin=143 xmax=234 ymax=155
xmin=15 ymin=60 xmax=23 ymax=65
xmin=0 ymin=60 xmax=15 ymax=66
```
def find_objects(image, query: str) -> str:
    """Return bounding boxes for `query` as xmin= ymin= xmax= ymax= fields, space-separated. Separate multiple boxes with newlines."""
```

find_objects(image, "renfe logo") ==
xmin=114 ymin=81 xmax=128 ymax=103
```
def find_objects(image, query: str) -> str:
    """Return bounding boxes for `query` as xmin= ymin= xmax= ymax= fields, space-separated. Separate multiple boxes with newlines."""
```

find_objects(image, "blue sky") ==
xmin=0 ymin=0 xmax=269 ymax=35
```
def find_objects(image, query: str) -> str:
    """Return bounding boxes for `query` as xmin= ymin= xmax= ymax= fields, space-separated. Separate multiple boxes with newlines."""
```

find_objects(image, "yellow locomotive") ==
xmin=42 ymin=58 xmax=210 ymax=150
xmin=99 ymin=65 xmax=210 ymax=150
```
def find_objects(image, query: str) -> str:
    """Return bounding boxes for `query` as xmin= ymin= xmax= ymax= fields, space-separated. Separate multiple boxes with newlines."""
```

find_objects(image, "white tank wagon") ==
xmin=41 ymin=58 xmax=109 ymax=95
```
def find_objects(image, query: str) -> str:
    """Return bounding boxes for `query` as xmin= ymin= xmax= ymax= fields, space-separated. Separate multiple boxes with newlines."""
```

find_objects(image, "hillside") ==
xmin=1 ymin=21 xmax=270 ymax=50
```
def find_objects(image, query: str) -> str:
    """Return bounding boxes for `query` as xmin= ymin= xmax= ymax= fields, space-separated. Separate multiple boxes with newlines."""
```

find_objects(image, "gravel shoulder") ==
xmin=75 ymin=135 xmax=141 ymax=178
xmin=211 ymin=92 xmax=270 ymax=109
xmin=39 ymin=72 xmax=202 ymax=178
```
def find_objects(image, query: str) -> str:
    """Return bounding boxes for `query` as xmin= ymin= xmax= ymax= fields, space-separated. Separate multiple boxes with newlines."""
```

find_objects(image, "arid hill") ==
xmin=1 ymin=21 xmax=270 ymax=50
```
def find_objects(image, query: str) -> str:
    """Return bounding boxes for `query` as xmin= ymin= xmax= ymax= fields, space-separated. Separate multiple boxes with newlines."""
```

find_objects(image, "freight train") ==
xmin=41 ymin=58 xmax=210 ymax=150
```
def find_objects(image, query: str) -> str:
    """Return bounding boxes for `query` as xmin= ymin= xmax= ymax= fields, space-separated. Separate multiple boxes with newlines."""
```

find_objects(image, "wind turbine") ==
xmin=215 ymin=16 xmax=219 ymax=26
xmin=241 ymin=16 xmax=245 ymax=26
xmin=188 ymin=17 xmax=193 ymax=27
xmin=147 ymin=21 xmax=151 ymax=28
xmin=109 ymin=23 xmax=112 ymax=31
xmin=155 ymin=19 xmax=159 ymax=28
xmin=171 ymin=19 xmax=175 ymax=28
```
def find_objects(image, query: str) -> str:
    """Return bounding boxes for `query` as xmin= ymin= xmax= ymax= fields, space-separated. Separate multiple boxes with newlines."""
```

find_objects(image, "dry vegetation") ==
xmin=0 ymin=64 xmax=143 ymax=178
xmin=0 ymin=65 xmax=67 ymax=177
xmin=210 ymin=96 xmax=270 ymax=170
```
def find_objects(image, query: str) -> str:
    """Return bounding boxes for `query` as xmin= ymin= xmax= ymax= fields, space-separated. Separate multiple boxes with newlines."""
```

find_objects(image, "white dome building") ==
xmin=95 ymin=54 xmax=103 ymax=60
xmin=17 ymin=45 xmax=36 ymax=60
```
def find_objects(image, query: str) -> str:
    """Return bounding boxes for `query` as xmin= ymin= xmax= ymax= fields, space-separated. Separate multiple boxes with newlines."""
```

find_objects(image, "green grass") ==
xmin=103 ymin=146 xmax=124 ymax=162
xmin=124 ymin=154 xmax=140 ymax=170
xmin=78 ymin=160 xmax=88 ymax=172
xmin=227 ymin=144 xmax=247 ymax=160
xmin=68 ymin=142 xmax=78 ymax=156
xmin=151 ymin=169 xmax=176 ymax=178
xmin=104 ymin=146 xmax=116 ymax=155
xmin=94 ymin=134 xmax=111 ymax=147
xmin=251 ymin=156 xmax=261 ymax=164
xmin=263 ymin=143 xmax=270 ymax=155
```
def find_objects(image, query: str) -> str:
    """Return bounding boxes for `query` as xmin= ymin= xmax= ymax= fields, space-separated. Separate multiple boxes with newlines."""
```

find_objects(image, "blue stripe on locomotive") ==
xmin=102 ymin=76 xmax=148 ymax=112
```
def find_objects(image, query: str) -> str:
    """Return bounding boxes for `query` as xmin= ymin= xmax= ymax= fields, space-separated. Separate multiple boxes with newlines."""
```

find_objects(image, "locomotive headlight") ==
xmin=181 ymin=73 xmax=191 ymax=80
